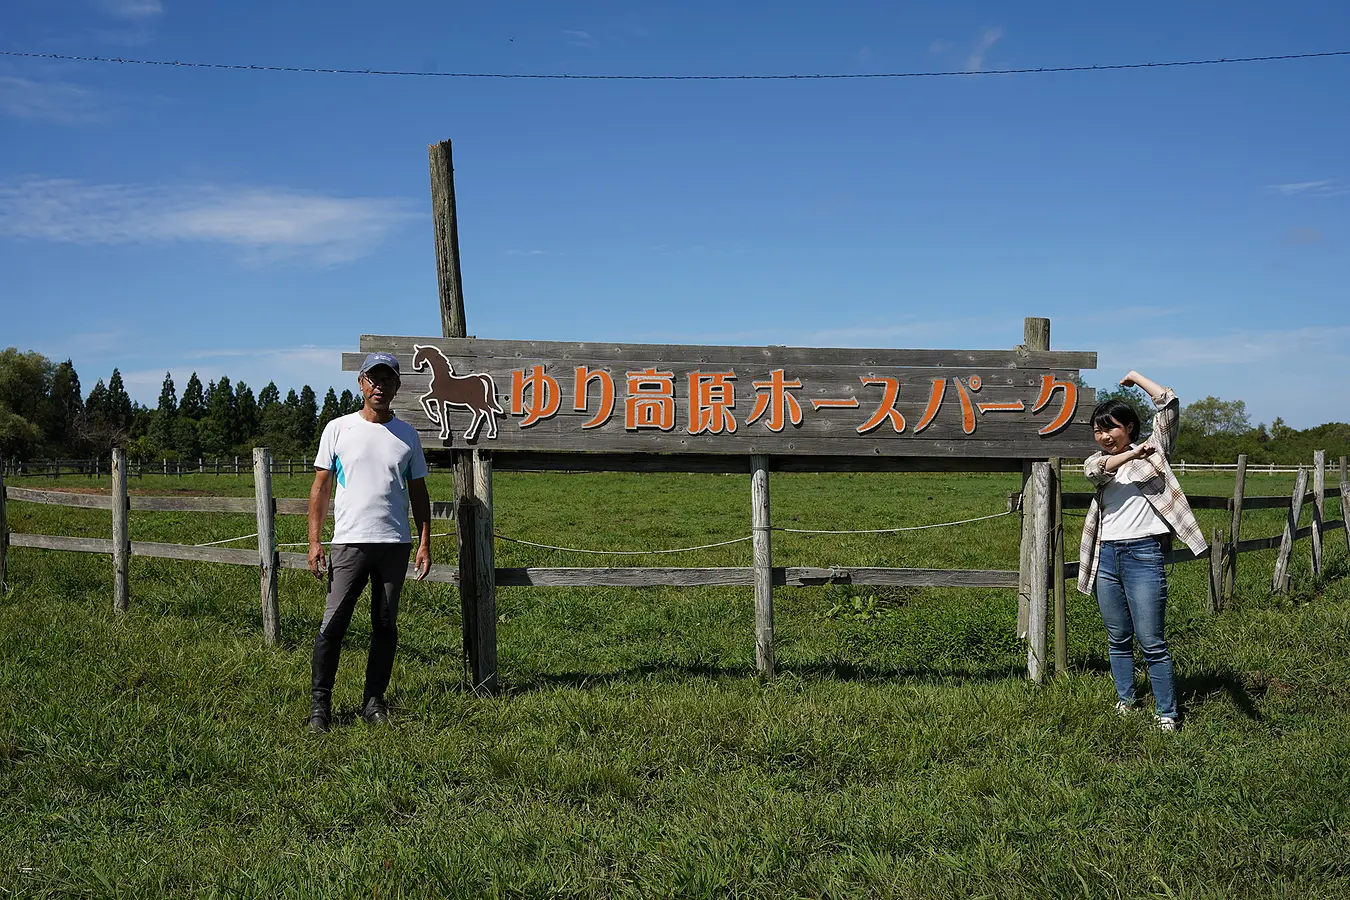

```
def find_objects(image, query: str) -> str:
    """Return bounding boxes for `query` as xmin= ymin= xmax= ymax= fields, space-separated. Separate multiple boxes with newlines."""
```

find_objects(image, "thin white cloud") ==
xmin=929 ymin=39 xmax=953 ymax=56
xmin=965 ymin=26 xmax=1003 ymax=72
xmin=1283 ymin=226 xmax=1324 ymax=245
xmin=0 ymin=77 xmax=108 ymax=124
xmin=1268 ymin=180 xmax=1348 ymax=197
xmin=0 ymin=177 xmax=419 ymax=265
xmin=562 ymin=29 xmax=599 ymax=49
xmin=120 ymin=346 xmax=349 ymax=405
xmin=95 ymin=0 xmax=164 ymax=20
xmin=1130 ymin=326 xmax=1350 ymax=369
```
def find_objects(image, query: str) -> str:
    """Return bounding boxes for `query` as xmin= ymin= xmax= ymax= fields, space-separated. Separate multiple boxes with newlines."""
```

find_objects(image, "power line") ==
xmin=1 ymin=47 xmax=1347 ymax=81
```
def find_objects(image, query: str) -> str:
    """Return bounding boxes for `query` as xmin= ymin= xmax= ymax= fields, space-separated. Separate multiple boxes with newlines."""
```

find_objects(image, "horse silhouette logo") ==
xmin=411 ymin=344 xmax=504 ymax=442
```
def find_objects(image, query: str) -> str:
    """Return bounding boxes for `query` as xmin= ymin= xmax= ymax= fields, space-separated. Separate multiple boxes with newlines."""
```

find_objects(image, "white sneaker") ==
xmin=1114 ymin=700 xmax=1136 ymax=716
xmin=1153 ymin=715 xmax=1180 ymax=733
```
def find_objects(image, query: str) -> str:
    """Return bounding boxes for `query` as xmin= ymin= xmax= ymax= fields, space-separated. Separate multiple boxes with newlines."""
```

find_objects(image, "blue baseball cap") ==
xmin=359 ymin=352 xmax=401 ymax=379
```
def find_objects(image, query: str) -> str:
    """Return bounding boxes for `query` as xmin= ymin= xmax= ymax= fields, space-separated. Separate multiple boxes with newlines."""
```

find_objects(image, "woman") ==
xmin=1078 ymin=371 xmax=1207 ymax=732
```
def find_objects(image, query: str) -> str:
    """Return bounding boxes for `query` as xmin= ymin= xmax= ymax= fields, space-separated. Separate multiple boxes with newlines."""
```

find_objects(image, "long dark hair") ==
xmin=1091 ymin=399 xmax=1142 ymax=442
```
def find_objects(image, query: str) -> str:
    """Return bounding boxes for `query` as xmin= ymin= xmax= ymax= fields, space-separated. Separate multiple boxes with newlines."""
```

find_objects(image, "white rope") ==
xmin=195 ymin=533 xmax=257 ymax=547
xmin=493 ymin=534 xmax=754 ymax=555
xmin=774 ymin=508 xmax=1016 ymax=535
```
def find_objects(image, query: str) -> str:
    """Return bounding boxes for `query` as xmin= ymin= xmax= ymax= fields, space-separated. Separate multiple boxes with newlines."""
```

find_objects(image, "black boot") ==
xmin=362 ymin=696 xmax=390 ymax=726
xmin=307 ymin=695 xmax=331 ymax=733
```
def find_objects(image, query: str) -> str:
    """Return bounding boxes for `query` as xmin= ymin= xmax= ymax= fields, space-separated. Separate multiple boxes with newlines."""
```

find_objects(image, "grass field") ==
xmin=2 ymin=469 xmax=1348 ymax=898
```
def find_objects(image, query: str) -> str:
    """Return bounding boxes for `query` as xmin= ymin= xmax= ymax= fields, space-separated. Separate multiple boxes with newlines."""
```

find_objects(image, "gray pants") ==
xmin=310 ymin=543 xmax=412 ymax=708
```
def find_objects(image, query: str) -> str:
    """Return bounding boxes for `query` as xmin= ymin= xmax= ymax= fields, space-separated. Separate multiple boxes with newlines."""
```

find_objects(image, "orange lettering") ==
xmin=857 ymin=377 xmax=905 ymax=434
xmin=1032 ymin=374 xmax=1078 ymax=435
xmin=914 ymin=378 xmax=945 ymax=433
xmin=574 ymin=366 xmax=615 ymax=429
xmin=747 ymin=369 xmax=803 ymax=432
xmin=512 ymin=365 xmax=561 ymax=428
xmin=688 ymin=371 xmax=738 ymax=435
xmin=624 ymin=369 xmax=676 ymax=431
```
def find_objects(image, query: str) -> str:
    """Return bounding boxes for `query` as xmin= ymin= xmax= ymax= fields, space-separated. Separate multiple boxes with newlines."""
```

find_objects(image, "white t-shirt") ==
xmin=314 ymin=413 xmax=428 ymax=544
xmin=1101 ymin=453 xmax=1169 ymax=541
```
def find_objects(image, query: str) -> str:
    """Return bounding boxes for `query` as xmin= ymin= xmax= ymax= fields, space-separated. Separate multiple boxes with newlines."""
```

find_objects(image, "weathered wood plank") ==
xmin=1342 ymin=457 xmax=1350 ymax=555
xmin=112 ymin=449 xmax=129 ymax=613
xmin=1051 ymin=458 xmax=1067 ymax=676
xmin=1224 ymin=454 xmax=1247 ymax=607
xmin=470 ymin=450 xmax=498 ymax=694
xmin=1313 ymin=450 xmax=1326 ymax=577
xmin=751 ymin=454 xmax=774 ymax=677
xmin=1208 ymin=527 xmax=1223 ymax=614
xmin=10 ymin=533 xmax=115 ymax=554
xmin=254 ymin=449 xmax=280 ymax=646
xmin=5 ymin=486 xmax=113 ymax=509
xmin=429 ymin=140 xmax=468 ymax=341
xmin=0 ymin=456 xmax=8 ymax=594
xmin=1273 ymin=467 xmax=1308 ymax=594
xmin=356 ymin=336 xmax=1098 ymax=370
xmin=1027 ymin=461 xmax=1051 ymax=683
xmin=132 ymin=496 xmax=258 ymax=513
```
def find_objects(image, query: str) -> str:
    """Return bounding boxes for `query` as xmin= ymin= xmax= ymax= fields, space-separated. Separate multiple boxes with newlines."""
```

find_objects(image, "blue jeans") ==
xmin=1095 ymin=536 xmax=1177 ymax=718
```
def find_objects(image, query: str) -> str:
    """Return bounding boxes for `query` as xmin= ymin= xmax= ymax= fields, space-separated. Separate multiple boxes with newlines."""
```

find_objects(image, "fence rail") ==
xmin=1 ymin=457 xmax=1335 ymax=479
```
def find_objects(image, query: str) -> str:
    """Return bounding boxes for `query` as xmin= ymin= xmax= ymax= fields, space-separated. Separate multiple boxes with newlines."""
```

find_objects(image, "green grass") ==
xmin=1 ymin=470 xmax=1348 ymax=898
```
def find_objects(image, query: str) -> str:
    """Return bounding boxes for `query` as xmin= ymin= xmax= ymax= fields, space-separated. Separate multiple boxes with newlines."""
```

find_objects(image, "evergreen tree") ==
xmin=235 ymin=382 xmax=259 ymax=447
xmin=317 ymin=387 xmax=341 ymax=438
xmin=258 ymin=381 xmax=280 ymax=410
xmin=200 ymin=375 xmax=237 ymax=456
xmin=295 ymin=385 xmax=318 ymax=448
xmin=106 ymin=369 xmax=133 ymax=434
xmin=48 ymin=359 xmax=83 ymax=454
xmin=80 ymin=378 xmax=116 ymax=454
xmin=149 ymin=372 xmax=177 ymax=457
xmin=338 ymin=388 xmax=357 ymax=415
xmin=180 ymin=373 xmax=206 ymax=420
xmin=173 ymin=416 xmax=201 ymax=461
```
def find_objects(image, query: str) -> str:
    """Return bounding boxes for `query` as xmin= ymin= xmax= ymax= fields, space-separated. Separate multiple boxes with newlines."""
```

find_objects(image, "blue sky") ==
xmin=1 ymin=1 xmax=1347 ymax=428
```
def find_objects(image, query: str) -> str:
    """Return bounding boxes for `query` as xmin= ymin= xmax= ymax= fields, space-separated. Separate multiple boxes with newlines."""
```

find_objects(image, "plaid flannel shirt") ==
xmin=1077 ymin=386 xmax=1208 ymax=595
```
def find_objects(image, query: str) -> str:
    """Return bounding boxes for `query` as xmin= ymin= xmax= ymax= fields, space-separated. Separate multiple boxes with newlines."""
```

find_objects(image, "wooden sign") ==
xmin=344 ymin=336 xmax=1098 ymax=459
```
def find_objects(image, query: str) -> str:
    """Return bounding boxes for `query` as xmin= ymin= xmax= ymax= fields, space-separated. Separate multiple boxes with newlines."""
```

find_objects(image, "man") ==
xmin=306 ymin=351 xmax=431 ymax=733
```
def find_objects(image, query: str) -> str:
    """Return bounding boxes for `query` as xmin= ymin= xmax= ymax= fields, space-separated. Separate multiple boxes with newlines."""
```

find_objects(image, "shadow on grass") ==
xmin=1177 ymin=667 xmax=1263 ymax=720
xmin=493 ymin=658 xmax=1031 ymax=695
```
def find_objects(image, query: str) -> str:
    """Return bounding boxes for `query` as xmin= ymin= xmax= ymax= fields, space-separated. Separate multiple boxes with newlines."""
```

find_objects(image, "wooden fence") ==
xmin=1 ymin=449 xmax=1346 ymax=680
xmin=0 ymin=457 xmax=1335 ymax=479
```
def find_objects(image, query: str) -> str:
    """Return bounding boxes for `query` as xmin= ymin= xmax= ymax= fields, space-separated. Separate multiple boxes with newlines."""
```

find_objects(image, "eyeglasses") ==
xmin=361 ymin=370 xmax=400 ymax=388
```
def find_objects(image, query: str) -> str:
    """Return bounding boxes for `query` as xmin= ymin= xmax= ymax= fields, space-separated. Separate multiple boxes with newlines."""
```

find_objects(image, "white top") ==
xmin=314 ymin=413 xmax=428 ymax=544
xmin=1100 ymin=453 xmax=1169 ymax=541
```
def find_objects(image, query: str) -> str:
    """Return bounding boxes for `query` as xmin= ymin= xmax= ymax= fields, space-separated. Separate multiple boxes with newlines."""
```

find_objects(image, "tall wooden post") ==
xmin=253 ymin=448 xmax=280 ymax=646
xmin=112 ymin=448 xmax=130 ymax=613
xmin=1273 ymin=466 xmax=1308 ymax=594
xmin=470 ymin=450 xmax=498 ymax=693
xmin=1312 ymin=450 xmax=1325 ymax=577
xmin=1223 ymin=454 xmax=1247 ymax=607
xmin=1051 ymin=457 xmax=1067 ymax=676
xmin=750 ymin=454 xmax=775 ymax=677
xmin=1340 ymin=457 xmax=1350 ymax=555
xmin=0 ymin=454 xmax=8 ymax=595
xmin=1017 ymin=317 xmax=1050 ymax=641
xmin=431 ymin=138 xmax=496 ymax=692
xmin=1027 ymin=461 xmax=1051 ymax=683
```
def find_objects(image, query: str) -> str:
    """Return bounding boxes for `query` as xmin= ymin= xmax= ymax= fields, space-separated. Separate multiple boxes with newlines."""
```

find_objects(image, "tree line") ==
xmin=2 ymin=346 xmax=1346 ymax=464
xmin=0 ymin=348 xmax=361 ymax=462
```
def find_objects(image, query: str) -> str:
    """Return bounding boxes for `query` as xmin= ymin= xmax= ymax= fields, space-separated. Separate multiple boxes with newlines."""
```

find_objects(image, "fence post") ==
xmin=214 ymin=458 xmax=220 ymax=476
xmin=253 ymin=448 xmax=280 ymax=646
xmin=1016 ymin=317 xmax=1050 ymax=641
xmin=112 ymin=448 xmax=130 ymax=613
xmin=1224 ymin=454 xmax=1247 ymax=607
xmin=1050 ymin=457 xmax=1067 ymax=676
xmin=0 ymin=453 xmax=8 ymax=595
xmin=1027 ymin=461 xmax=1051 ymax=683
xmin=1340 ymin=456 xmax=1349 ymax=555
xmin=750 ymin=454 xmax=775 ymax=678
xmin=1273 ymin=466 xmax=1308 ymax=594
xmin=234 ymin=455 xmax=240 ymax=476
xmin=1312 ymin=450 xmax=1325 ymax=578
xmin=163 ymin=458 xmax=168 ymax=476
xmin=1208 ymin=528 xmax=1224 ymax=614
xmin=470 ymin=450 xmax=498 ymax=693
